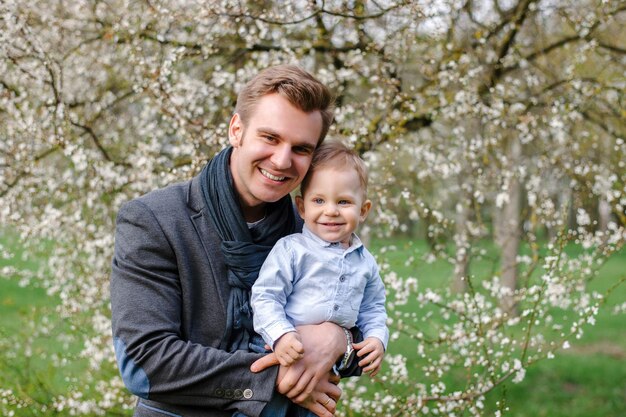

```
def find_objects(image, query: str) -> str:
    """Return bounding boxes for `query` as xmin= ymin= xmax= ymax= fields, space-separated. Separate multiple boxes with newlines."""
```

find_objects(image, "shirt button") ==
xmin=243 ymin=388 xmax=253 ymax=399
xmin=339 ymin=275 xmax=346 ymax=282
xmin=333 ymin=304 xmax=339 ymax=311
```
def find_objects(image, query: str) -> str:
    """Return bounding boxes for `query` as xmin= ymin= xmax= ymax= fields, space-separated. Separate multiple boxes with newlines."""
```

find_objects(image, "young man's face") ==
xmin=296 ymin=166 xmax=372 ymax=247
xmin=228 ymin=93 xmax=322 ymax=216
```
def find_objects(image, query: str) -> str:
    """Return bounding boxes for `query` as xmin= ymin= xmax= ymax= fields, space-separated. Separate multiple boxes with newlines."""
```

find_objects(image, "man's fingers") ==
xmin=329 ymin=373 xmax=340 ymax=385
xmin=295 ymin=376 xmax=342 ymax=403
xmin=307 ymin=402 xmax=333 ymax=417
xmin=325 ymin=380 xmax=342 ymax=401
xmin=304 ymin=393 xmax=336 ymax=417
xmin=250 ymin=353 xmax=279 ymax=373
xmin=277 ymin=362 xmax=306 ymax=395
xmin=287 ymin=370 xmax=318 ymax=399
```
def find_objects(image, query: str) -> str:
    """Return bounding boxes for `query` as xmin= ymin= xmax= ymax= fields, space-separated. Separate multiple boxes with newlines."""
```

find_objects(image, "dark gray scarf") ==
xmin=200 ymin=146 xmax=296 ymax=352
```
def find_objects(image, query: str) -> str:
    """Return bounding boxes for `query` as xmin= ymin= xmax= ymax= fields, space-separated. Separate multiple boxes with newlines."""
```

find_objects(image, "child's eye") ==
xmin=313 ymin=198 xmax=324 ymax=204
xmin=338 ymin=200 xmax=350 ymax=205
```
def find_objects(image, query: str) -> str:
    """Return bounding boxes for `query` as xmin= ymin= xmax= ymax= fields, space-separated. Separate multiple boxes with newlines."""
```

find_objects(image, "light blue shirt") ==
xmin=251 ymin=225 xmax=389 ymax=349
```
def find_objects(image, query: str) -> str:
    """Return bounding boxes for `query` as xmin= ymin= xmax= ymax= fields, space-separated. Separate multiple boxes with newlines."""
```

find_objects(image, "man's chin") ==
xmin=257 ymin=189 xmax=292 ymax=204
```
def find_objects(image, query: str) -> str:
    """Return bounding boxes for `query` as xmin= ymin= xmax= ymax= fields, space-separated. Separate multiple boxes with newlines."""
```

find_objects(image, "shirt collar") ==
xmin=302 ymin=224 xmax=363 ymax=253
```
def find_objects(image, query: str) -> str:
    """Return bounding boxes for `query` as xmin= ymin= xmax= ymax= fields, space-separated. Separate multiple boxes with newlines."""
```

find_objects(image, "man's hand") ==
xmin=251 ymin=322 xmax=346 ymax=415
xmin=274 ymin=331 xmax=304 ymax=366
xmin=294 ymin=372 xmax=341 ymax=417
xmin=353 ymin=336 xmax=384 ymax=377
xmin=277 ymin=323 xmax=344 ymax=400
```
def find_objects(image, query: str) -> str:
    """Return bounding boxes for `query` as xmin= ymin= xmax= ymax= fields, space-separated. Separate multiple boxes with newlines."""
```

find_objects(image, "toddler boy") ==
xmin=251 ymin=141 xmax=389 ymax=383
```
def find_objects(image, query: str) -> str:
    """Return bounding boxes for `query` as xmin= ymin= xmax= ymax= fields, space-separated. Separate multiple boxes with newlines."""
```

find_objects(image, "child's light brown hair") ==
xmin=300 ymin=141 xmax=368 ymax=198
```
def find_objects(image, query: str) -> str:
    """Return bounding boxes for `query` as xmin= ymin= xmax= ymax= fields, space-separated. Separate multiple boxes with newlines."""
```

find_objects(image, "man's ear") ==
xmin=360 ymin=199 xmax=372 ymax=222
xmin=295 ymin=195 xmax=305 ymax=218
xmin=228 ymin=113 xmax=243 ymax=147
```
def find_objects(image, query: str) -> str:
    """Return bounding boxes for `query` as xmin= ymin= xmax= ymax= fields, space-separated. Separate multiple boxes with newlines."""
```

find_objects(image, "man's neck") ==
xmin=241 ymin=203 xmax=266 ymax=223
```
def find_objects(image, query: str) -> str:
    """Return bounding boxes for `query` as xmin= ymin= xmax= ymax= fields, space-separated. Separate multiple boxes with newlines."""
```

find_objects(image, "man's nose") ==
xmin=270 ymin=145 xmax=292 ymax=170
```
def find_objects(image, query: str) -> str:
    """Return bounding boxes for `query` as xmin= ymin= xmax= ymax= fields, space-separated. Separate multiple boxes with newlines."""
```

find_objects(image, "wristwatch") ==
xmin=333 ymin=327 xmax=355 ymax=373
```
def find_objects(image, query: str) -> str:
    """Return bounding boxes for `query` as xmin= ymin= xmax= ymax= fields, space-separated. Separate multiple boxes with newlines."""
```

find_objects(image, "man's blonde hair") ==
xmin=235 ymin=65 xmax=334 ymax=144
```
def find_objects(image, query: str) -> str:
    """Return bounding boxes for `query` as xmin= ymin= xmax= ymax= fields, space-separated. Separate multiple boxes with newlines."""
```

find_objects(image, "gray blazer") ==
xmin=110 ymin=174 xmax=279 ymax=417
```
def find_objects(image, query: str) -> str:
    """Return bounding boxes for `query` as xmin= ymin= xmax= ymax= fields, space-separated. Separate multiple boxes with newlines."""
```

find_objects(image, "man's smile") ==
xmin=260 ymin=168 xmax=287 ymax=182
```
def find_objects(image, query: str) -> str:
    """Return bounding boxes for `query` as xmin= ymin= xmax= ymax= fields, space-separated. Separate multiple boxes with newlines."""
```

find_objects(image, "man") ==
xmin=110 ymin=65 xmax=353 ymax=417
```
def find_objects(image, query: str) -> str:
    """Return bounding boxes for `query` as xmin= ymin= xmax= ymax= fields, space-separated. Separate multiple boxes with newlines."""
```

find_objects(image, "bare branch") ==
xmin=0 ymin=79 xmax=21 ymax=97
xmin=581 ymin=110 xmax=623 ymax=139
xmin=69 ymin=120 xmax=130 ymax=167
xmin=480 ymin=0 xmax=538 ymax=95
xmin=0 ymin=146 xmax=60 ymax=198
xmin=216 ymin=0 xmax=409 ymax=26
xmin=598 ymin=41 xmax=626 ymax=55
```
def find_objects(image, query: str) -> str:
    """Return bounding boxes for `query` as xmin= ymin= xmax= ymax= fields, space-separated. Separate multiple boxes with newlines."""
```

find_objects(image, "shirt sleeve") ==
xmin=355 ymin=255 xmax=389 ymax=349
xmin=251 ymin=239 xmax=298 ymax=349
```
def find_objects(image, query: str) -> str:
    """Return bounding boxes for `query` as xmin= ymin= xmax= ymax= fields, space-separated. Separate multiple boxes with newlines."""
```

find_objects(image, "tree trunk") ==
xmin=598 ymin=198 xmax=611 ymax=232
xmin=453 ymin=197 xmax=470 ymax=293
xmin=498 ymin=140 xmax=522 ymax=314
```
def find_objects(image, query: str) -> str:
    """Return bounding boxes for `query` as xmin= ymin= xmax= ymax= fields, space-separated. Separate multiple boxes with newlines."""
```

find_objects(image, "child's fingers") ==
xmin=352 ymin=340 xmax=366 ymax=350
xmin=361 ymin=355 xmax=382 ymax=373
xmin=355 ymin=343 xmax=375 ymax=358
xmin=358 ymin=353 xmax=373 ymax=368
xmin=288 ymin=347 xmax=304 ymax=361
xmin=278 ymin=355 xmax=293 ymax=367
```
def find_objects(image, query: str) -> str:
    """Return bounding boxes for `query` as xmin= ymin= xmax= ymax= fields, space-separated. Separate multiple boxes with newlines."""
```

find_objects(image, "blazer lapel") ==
xmin=187 ymin=175 xmax=228 ymax=314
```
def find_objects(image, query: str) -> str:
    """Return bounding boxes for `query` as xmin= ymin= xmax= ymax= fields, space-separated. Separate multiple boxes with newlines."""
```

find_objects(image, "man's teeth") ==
xmin=261 ymin=169 xmax=285 ymax=181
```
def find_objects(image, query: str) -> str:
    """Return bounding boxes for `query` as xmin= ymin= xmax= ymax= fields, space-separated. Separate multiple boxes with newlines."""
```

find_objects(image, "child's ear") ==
xmin=360 ymin=199 xmax=372 ymax=222
xmin=295 ymin=195 xmax=305 ymax=217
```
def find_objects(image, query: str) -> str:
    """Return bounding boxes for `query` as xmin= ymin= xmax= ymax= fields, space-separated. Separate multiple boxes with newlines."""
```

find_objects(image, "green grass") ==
xmin=366 ymin=236 xmax=626 ymax=417
xmin=0 ymin=232 xmax=93 ymax=414
xmin=1 ymin=232 xmax=625 ymax=416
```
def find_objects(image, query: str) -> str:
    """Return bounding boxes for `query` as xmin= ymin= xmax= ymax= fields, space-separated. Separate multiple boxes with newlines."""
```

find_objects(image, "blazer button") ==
xmin=215 ymin=388 xmax=224 ymax=397
xmin=234 ymin=389 xmax=243 ymax=399
xmin=225 ymin=389 xmax=234 ymax=399
xmin=243 ymin=388 xmax=253 ymax=399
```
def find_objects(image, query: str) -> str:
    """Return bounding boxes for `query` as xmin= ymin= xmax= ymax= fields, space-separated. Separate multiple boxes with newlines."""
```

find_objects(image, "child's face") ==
xmin=296 ymin=166 xmax=371 ymax=247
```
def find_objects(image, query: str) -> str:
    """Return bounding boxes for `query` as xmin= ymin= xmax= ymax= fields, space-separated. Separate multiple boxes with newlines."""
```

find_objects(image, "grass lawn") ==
xmin=1 ymin=232 xmax=624 ymax=416
xmin=0 ymin=233 xmax=92 ymax=413
xmin=365 ymin=236 xmax=626 ymax=417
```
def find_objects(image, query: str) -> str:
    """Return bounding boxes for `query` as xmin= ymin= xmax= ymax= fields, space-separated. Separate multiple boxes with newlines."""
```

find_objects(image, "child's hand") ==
xmin=352 ymin=337 xmax=384 ymax=377
xmin=273 ymin=331 xmax=304 ymax=366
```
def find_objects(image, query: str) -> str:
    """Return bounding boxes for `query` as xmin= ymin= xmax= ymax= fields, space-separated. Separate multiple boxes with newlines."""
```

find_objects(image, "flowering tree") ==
xmin=1 ymin=0 xmax=624 ymax=416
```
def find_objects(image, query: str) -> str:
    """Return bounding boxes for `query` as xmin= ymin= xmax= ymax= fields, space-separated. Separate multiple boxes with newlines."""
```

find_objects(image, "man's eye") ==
xmin=293 ymin=146 xmax=313 ymax=155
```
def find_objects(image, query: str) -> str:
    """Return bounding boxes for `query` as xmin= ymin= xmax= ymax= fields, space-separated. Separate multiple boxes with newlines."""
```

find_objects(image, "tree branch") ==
xmin=69 ymin=120 xmax=130 ymax=166
xmin=216 ymin=0 xmax=409 ymax=26
xmin=480 ymin=0 xmax=537 ymax=95
xmin=0 ymin=146 xmax=60 ymax=198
